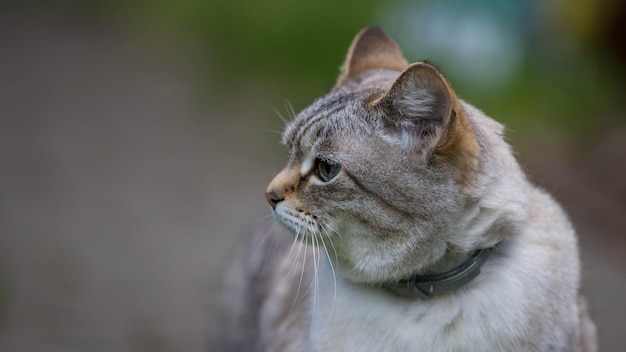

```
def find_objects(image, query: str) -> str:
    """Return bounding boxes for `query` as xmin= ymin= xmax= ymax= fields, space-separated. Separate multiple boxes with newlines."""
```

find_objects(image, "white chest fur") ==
xmin=309 ymin=233 xmax=579 ymax=352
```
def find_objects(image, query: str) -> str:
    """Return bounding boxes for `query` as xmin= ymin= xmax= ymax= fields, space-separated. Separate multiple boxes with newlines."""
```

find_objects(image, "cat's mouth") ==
xmin=272 ymin=205 xmax=330 ymax=245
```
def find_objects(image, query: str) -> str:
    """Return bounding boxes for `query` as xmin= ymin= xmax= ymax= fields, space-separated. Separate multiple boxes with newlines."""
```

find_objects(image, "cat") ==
xmin=215 ymin=27 xmax=597 ymax=352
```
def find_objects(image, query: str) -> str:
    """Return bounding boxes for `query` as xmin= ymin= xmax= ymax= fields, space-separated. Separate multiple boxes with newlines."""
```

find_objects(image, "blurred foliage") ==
xmin=70 ymin=0 xmax=382 ymax=109
xmin=453 ymin=44 xmax=624 ymax=140
xmin=68 ymin=0 xmax=624 ymax=141
xmin=382 ymin=0 xmax=625 ymax=141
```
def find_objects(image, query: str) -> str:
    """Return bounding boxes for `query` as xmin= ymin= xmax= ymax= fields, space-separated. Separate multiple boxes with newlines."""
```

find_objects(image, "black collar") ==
xmin=384 ymin=247 xmax=495 ymax=299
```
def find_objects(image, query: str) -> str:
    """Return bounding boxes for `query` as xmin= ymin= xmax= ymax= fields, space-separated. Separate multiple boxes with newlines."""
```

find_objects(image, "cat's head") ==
xmin=266 ymin=27 xmax=528 ymax=284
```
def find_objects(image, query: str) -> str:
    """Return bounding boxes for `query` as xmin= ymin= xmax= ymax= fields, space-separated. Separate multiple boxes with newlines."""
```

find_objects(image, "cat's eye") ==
xmin=315 ymin=159 xmax=341 ymax=182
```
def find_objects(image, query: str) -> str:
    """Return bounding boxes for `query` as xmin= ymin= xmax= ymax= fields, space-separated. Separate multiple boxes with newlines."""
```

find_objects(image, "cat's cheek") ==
xmin=302 ymin=180 xmax=357 ymax=205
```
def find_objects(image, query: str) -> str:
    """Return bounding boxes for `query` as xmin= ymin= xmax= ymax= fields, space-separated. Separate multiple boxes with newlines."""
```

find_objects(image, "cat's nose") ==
xmin=265 ymin=188 xmax=284 ymax=209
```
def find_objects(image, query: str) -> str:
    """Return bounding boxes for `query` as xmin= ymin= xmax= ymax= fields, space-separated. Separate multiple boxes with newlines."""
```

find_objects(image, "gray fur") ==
xmin=216 ymin=27 xmax=597 ymax=352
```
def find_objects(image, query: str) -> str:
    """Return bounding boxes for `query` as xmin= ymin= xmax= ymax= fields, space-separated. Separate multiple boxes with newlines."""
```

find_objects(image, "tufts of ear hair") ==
xmin=373 ymin=62 xmax=480 ymax=186
xmin=371 ymin=62 xmax=452 ymax=157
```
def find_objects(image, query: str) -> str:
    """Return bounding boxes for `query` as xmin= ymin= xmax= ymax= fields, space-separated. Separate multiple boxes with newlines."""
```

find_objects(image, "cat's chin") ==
xmin=272 ymin=213 xmax=320 ymax=246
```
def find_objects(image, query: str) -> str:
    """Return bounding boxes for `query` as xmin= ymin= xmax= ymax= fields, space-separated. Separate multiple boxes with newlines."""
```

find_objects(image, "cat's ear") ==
xmin=372 ymin=62 xmax=479 ymax=175
xmin=372 ymin=62 xmax=453 ymax=156
xmin=334 ymin=27 xmax=409 ymax=88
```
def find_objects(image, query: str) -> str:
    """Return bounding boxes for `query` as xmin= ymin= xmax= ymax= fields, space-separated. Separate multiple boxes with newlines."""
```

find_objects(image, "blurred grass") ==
xmin=457 ymin=52 xmax=625 ymax=141
xmin=67 ymin=0 xmax=625 ymax=143
xmin=70 ymin=0 xmax=382 ymax=109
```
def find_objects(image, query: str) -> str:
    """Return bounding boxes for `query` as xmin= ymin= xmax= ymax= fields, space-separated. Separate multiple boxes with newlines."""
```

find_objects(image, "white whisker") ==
xmin=321 ymin=226 xmax=339 ymax=278
xmin=325 ymin=222 xmax=343 ymax=241
xmin=311 ymin=234 xmax=320 ymax=330
xmin=259 ymin=128 xmax=284 ymax=137
xmin=303 ymin=234 xmax=318 ymax=299
xmin=255 ymin=213 xmax=274 ymax=222
xmin=271 ymin=104 xmax=290 ymax=125
xmin=319 ymin=229 xmax=337 ymax=331
xmin=282 ymin=226 xmax=302 ymax=277
xmin=250 ymin=216 xmax=279 ymax=274
xmin=284 ymin=99 xmax=297 ymax=121
xmin=250 ymin=222 xmax=271 ymax=257
xmin=259 ymin=225 xmax=282 ymax=277
xmin=287 ymin=229 xmax=306 ymax=319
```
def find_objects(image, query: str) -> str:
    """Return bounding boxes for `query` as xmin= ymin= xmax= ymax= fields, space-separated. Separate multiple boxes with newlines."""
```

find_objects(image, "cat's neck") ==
xmin=384 ymin=246 xmax=496 ymax=298
xmin=421 ymin=248 xmax=475 ymax=276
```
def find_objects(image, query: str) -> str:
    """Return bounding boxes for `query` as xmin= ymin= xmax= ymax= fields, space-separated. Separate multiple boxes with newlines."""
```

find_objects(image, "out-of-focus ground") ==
xmin=0 ymin=3 xmax=624 ymax=352
xmin=0 ymin=6 xmax=280 ymax=352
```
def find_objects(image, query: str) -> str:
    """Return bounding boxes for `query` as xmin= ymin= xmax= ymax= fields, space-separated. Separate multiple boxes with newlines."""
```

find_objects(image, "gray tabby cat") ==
xmin=216 ymin=27 xmax=597 ymax=352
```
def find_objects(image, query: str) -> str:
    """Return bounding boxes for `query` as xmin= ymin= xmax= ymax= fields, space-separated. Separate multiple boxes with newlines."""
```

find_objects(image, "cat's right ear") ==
xmin=371 ymin=63 xmax=479 ymax=176
xmin=334 ymin=27 xmax=408 ymax=89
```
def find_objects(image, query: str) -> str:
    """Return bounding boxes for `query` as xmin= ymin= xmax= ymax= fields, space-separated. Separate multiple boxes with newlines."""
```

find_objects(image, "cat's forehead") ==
xmin=282 ymin=90 xmax=376 ymax=157
xmin=281 ymin=68 xmax=401 ymax=152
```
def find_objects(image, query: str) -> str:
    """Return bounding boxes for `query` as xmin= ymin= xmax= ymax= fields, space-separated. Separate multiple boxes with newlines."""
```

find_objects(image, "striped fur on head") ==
xmin=267 ymin=27 xmax=516 ymax=284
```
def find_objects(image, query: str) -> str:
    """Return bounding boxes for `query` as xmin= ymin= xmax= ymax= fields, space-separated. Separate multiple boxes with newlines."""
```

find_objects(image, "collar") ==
xmin=384 ymin=246 xmax=495 ymax=299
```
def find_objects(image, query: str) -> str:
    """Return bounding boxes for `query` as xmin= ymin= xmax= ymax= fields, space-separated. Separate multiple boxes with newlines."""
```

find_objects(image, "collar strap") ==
xmin=384 ymin=247 xmax=495 ymax=299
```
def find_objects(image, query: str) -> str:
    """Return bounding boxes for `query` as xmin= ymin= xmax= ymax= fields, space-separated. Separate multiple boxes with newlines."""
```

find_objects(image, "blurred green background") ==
xmin=0 ymin=0 xmax=624 ymax=351
xmin=73 ymin=0 xmax=625 ymax=139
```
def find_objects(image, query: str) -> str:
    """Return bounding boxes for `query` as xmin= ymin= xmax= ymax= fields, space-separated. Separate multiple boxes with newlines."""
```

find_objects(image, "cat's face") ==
xmin=266 ymin=28 xmax=481 ymax=283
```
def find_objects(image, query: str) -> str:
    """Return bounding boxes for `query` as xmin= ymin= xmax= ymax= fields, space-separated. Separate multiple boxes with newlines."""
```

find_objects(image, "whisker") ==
xmin=282 ymin=226 xmax=302 ymax=277
xmin=325 ymin=222 xmax=343 ymax=241
xmin=249 ymin=216 xmax=276 ymax=263
xmin=281 ymin=233 xmax=302 ymax=288
xmin=301 ymin=234 xmax=318 ymax=298
xmin=259 ymin=224 xmax=282 ymax=277
xmin=289 ymin=227 xmax=308 ymax=315
xmin=321 ymin=226 xmax=340 ymax=276
xmin=284 ymin=99 xmax=297 ymax=121
xmin=319 ymin=229 xmax=337 ymax=331
xmin=270 ymin=104 xmax=290 ymax=125
xmin=311 ymin=234 xmax=319 ymax=328
xmin=288 ymin=231 xmax=305 ymax=282
xmin=259 ymin=128 xmax=284 ymax=137
xmin=287 ymin=229 xmax=306 ymax=318
xmin=255 ymin=213 xmax=274 ymax=222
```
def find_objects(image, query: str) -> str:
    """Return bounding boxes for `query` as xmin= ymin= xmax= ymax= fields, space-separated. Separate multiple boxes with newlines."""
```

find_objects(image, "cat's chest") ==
xmin=309 ymin=262 xmax=471 ymax=352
